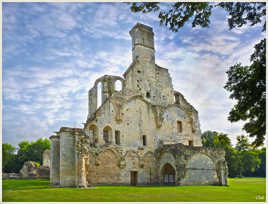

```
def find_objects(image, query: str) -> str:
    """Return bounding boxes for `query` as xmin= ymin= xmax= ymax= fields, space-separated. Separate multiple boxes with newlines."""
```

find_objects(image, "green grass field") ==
xmin=2 ymin=177 xmax=266 ymax=202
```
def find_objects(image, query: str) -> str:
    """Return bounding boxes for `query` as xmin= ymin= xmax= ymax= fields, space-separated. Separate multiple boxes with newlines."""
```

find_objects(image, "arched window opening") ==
xmin=103 ymin=126 xmax=112 ymax=144
xmin=174 ymin=94 xmax=180 ymax=104
xmin=142 ymin=135 xmax=147 ymax=146
xmin=177 ymin=121 xmax=182 ymax=133
xmin=161 ymin=163 xmax=175 ymax=185
xmin=97 ymin=82 xmax=102 ymax=108
xmin=115 ymin=130 xmax=120 ymax=145
xmin=190 ymin=118 xmax=195 ymax=133
xmin=115 ymin=80 xmax=122 ymax=91
xmin=89 ymin=125 xmax=98 ymax=144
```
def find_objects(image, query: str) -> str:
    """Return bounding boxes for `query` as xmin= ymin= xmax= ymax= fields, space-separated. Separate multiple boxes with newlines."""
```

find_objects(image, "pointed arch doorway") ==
xmin=161 ymin=163 xmax=175 ymax=185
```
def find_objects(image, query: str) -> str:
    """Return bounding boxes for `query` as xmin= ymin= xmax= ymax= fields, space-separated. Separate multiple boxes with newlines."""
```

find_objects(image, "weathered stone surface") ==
xmin=3 ymin=173 xmax=21 ymax=179
xmin=3 ymin=173 xmax=10 ymax=179
xmin=20 ymin=161 xmax=39 ymax=178
xmin=20 ymin=161 xmax=49 ymax=179
xmin=50 ymin=135 xmax=60 ymax=184
xmin=59 ymin=127 xmax=77 ymax=187
xmin=49 ymin=23 xmax=228 ymax=187
xmin=43 ymin=149 xmax=50 ymax=167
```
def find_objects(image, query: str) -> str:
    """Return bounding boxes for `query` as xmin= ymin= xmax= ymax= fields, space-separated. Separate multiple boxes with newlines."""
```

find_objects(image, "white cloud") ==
xmin=188 ymin=34 xmax=240 ymax=55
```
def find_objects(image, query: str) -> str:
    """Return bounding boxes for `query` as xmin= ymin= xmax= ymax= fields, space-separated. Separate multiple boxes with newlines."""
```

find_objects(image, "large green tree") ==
xmin=224 ymin=39 xmax=266 ymax=146
xmin=130 ymin=2 xmax=265 ymax=32
xmin=3 ymin=138 xmax=50 ymax=173
xmin=234 ymin=135 xmax=261 ymax=177
xmin=253 ymin=148 xmax=266 ymax=177
xmin=201 ymin=131 xmax=265 ymax=177
xmin=2 ymin=143 xmax=16 ymax=171
xmin=130 ymin=2 xmax=266 ymax=146
xmin=17 ymin=138 xmax=50 ymax=165
xmin=201 ymin=131 xmax=236 ymax=176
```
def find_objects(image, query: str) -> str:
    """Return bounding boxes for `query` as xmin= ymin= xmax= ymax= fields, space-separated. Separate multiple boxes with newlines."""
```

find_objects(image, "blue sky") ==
xmin=3 ymin=2 xmax=265 ymax=147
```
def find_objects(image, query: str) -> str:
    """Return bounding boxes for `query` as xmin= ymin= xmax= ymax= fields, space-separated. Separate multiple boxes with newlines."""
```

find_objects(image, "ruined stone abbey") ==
xmin=49 ymin=23 xmax=228 ymax=187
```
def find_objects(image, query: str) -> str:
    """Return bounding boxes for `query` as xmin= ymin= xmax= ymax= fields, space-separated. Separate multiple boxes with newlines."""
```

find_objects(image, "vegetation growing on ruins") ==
xmin=2 ymin=178 xmax=266 ymax=202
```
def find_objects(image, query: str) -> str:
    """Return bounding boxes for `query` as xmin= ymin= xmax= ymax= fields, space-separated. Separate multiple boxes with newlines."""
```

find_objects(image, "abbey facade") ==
xmin=49 ymin=23 xmax=228 ymax=187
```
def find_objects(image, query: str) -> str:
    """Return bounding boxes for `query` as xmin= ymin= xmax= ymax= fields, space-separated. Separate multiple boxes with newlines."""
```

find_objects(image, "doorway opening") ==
xmin=130 ymin=171 xmax=138 ymax=186
xmin=161 ymin=163 xmax=175 ymax=185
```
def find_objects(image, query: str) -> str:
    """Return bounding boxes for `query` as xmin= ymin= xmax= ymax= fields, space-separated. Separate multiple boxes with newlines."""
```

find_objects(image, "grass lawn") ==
xmin=2 ymin=177 xmax=266 ymax=202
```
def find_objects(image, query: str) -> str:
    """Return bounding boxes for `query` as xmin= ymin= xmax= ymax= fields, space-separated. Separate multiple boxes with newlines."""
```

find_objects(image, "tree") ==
xmin=30 ymin=138 xmax=50 ymax=165
xmin=235 ymin=135 xmax=250 ymax=152
xmin=213 ymin=133 xmax=232 ymax=149
xmin=253 ymin=148 xmax=266 ymax=177
xmin=130 ymin=2 xmax=266 ymax=32
xmin=201 ymin=131 xmax=236 ymax=177
xmin=224 ymin=39 xmax=266 ymax=147
xmin=201 ymin=131 xmax=265 ymax=178
xmin=201 ymin=130 xmax=231 ymax=149
xmin=2 ymin=143 xmax=16 ymax=171
xmin=242 ymin=149 xmax=260 ymax=176
xmin=234 ymin=135 xmax=261 ymax=177
xmin=130 ymin=2 xmax=266 ymax=146
xmin=17 ymin=138 xmax=50 ymax=165
xmin=201 ymin=130 xmax=218 ymax=148
xmin=3 ymin=138 xmax=51 ymax=173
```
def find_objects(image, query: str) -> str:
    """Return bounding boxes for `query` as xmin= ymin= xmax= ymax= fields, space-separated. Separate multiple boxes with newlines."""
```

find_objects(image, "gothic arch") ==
xmin=103 ymin=125 xmax=112 ymax=144
xmin=142 ymin=151 xmax=157 ymax=184
xmin=161 ymin=163 xmax=176 ymax=184
xmin=181 ymin=153 xmax=218 ymax=185
xmin=88 ymin=124 xmax=98 ymax=144
xmin=93 ymin=149 xmax=121 ymax=184
xmin=99 ymin=147 xmax=121 ymax=160
xmin=186 ymin=153 xmax=216 ymax=169
xmin=97 ymin=81 xmax=102 ymax=108
xmin=114 ymin=79 xmax=123 ymax=91
xmin=142 ymin=151 xmax=154 ymax=159
xmin=158 ymin=151 xmax=176 ymax=171
xmin=124 ymin=150 xmax=140 ymax=170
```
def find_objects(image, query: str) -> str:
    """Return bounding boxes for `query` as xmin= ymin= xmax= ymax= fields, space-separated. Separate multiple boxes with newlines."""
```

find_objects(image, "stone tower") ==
xmin=125 ymin=23 xmax=174 ymax=106
xmin=129 ymin=23 xmax=155 ymax=63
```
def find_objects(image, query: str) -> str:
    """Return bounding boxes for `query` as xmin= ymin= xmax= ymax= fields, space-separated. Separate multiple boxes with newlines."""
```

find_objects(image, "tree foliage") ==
xmin=2 ymin=143 xmax=16 ymax=170
xmin=2 ymin=138 xmax=50 ymax=173
xmin=201 ymin=131 xmax=265 ymax=178
xmin=224 ymin=39 xmax=266 ymax=146
xmin=130 ymin=2 xmax=266 ymax=32
xmin=234 ymin=135 xmax=261 ymax=177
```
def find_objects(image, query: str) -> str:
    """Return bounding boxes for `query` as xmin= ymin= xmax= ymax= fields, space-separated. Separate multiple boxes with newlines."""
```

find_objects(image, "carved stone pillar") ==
xmin=78 ymin=156 xmax=88 ymax=188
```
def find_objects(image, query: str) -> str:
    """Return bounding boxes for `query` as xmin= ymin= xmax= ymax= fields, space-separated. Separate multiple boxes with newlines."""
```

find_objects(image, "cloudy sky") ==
xmin=3 ymin=2 xmax=265 ymax=147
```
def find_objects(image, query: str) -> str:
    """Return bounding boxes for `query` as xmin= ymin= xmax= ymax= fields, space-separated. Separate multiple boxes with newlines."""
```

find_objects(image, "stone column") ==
xmin=77 ymin=156 xmax=87 ymax=188
xmin=102 ymin=81 xmax=109 ymax=102
xmin=49 ymin=135 xmax=60 ymax=185
xmin=88 ymin=87 xmax=97 ymax=119
xmin=59 ymin=127 xmax=76 ymax=187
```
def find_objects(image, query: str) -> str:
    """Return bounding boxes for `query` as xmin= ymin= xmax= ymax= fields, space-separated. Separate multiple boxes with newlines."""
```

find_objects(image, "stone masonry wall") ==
xmin=59 ymin=127 xmax=76 ymax=187
xmin=50 ymin=135 xmax=60 ymax=185
xmin=49 ymin=23 xmax=227 ymax=187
